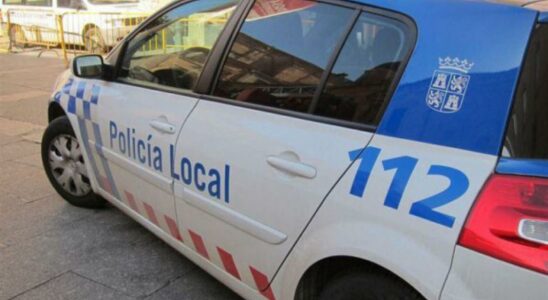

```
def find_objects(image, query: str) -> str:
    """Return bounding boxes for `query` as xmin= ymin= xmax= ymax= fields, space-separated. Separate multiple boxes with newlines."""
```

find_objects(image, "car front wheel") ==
xmin=42 ymin=116 xmax=106 ymax=208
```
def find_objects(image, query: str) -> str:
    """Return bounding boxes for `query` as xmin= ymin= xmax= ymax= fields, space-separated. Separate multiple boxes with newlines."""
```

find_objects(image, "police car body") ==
xmin=41 ymin=0 xmax=548 ymax=299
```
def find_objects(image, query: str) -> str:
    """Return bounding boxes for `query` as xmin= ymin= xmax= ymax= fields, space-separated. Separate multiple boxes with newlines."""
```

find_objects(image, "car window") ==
xmin=312 ymin=13 xmax=411 ymax=125
xmin=25 ymin=0 xmax=51 ymax=6
xmin=504 ymin=23 xmax=548 ymax=159
xmin=213 ymin=0 xmax=355 ymax=113
xmin=119 ymin=0 xmax=241 ymax=91
xmin=3 ymin=0 xmax=52 ymax=5
xmin=57 ymin=0 xmax=80 ymax=8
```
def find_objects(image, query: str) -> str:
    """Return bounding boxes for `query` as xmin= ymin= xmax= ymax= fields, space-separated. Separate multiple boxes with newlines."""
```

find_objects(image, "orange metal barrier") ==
xmin=5 ymin=8 xmax=150 ymax=64
xmin=4 ymin=8 xmax=230 ymax=65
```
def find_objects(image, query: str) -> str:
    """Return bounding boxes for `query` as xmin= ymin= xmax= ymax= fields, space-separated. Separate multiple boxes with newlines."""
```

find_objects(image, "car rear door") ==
xmin=276 ymin=2 xmax=538 ymax=299
xmin=65 ymin=0 xmax=243 ymax=238
xmin=171 ymin=0 xmax=414 ymax=294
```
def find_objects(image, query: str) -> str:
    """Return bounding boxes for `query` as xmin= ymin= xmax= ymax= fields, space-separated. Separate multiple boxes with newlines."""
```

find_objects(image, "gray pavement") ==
xmin=0 ymin=54 xmax=241 ymax=300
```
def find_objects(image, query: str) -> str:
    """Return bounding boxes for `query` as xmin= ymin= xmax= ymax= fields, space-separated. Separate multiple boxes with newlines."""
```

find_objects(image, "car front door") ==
xmin=70 ymin=0 xmax=243 ymax=237
xmin=172 ymin=0 xmax=414 ymax=295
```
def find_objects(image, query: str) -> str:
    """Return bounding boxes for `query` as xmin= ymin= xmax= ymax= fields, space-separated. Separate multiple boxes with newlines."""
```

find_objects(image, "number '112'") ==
xmin=348 ymin=147 xmax=469 ymax=228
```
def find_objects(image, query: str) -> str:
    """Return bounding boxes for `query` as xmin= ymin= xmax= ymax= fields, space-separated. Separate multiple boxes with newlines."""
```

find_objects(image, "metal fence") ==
xmin=4 ymin=9 xmax=150 ymax=65
xmin=3 ymin=8 xmax=232 ymax=66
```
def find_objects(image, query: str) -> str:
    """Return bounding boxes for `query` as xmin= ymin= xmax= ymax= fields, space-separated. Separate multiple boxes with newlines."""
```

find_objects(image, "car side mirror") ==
xmin=73 ymin=55 xmax=104 ymax=78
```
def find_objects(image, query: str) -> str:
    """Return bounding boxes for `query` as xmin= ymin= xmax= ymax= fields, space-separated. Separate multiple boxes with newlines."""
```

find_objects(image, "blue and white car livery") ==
xmin=42 ymin=0 xmax=548 ymax=299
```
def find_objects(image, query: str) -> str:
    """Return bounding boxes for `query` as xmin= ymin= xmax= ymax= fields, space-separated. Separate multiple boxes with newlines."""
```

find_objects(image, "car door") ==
xmin=172 ymin=0 xmax=414 ymax=294
xmin=73 ymin=0 xmax=243 ymax=237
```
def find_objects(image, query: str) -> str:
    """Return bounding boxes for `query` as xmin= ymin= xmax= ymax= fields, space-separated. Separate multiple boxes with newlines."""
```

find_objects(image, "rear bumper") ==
xmin=441 ymin=246 xmax=548 ymax=300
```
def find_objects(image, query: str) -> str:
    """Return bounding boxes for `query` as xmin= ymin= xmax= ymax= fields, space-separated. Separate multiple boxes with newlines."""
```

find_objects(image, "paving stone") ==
xmin=0 ymin=185 xmax=26 ymax=219
xmin=145 ymin=268 xmax=242 ymax=300
xmin=21 ymin=129 xmax=45 ymax=144
xmin=11 ymin=272 xmax=135 ymax=300
xmin=73 ymin=231 xmax=196 ymax=298
xmin=0 ymin=161 xmax=55 ymax=202
xmin=0 ymin=96 xmax=50 ymax=127
xmin=0 ymin=118 xmax=43 ymax=137
xmin=13 ymin=151 xmax=43 ymax=169
xmin=1 ymin=72 xmax=61 ymax=92
xmin=0 ymin=85 xmax=39 ymax=99
xmin=0 ymin=140 xmax=40 ymax=163
xmin=0 ymin=90 xmax=49 ymax=103
xmin=0 ymin=55 xmax=64 ymax=71
xmin=0 ymin=133 xmax=21 ymax=146
xmin=0 ymin=209 xmax=148 ymax=299
xmin=0 ymin=194 xmax=95 ymax=247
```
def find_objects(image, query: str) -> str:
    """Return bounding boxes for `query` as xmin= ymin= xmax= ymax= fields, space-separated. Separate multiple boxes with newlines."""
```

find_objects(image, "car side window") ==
xmin=312 ymin=13 xmax=411 ymax=125
xmin=213 ymin=0 xmax=355 ymax=113
xmin=57 ymin=0 xmax=81 ymax=8
xmin=119 ymin=0 xmax=241 ymax=91
xmin=24 ymin=0 xmax=52 ymax=6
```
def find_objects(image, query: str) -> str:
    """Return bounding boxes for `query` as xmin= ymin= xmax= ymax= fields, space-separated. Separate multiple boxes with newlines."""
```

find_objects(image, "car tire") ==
xmin=8 ymin=24 xmax=26 ymax=49
xmin=318 ymin=270 xmax=423 ymax=300
xmin=42 ymin=116 xmax=106 ymax=208
xmin=83 ymin=26 xmax=106 ymax=54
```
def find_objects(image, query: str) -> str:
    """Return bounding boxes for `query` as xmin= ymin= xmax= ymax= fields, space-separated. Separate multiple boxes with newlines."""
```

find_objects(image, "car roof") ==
xmin=350 ymin=0 xmax=548 ymax=12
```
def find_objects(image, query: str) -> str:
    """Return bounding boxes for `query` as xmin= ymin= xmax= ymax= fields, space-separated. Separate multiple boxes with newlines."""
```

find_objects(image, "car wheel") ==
xmin=319 ymin=270 xmax=423 ymax=300
xmin=83 ymin=26 xmax=106 ymax=54
xmin=42 ymin=116 xmax=106 ymax=208
xmin=8 ymin=24 xmax=26 ymax=49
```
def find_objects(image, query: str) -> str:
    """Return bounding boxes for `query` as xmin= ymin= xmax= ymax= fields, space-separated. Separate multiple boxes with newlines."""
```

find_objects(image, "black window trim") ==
xmin=110 ymin=0 xmax=417 ymax=132
xmin=307 ymin=8 xmax=361 ymax=115
xmin=201 ymin=0 xmax=418 ymax=132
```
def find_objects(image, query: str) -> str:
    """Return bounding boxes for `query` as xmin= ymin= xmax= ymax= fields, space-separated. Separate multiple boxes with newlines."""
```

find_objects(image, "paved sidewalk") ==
xmin=0 ymin=54 xmax=240 ymax=300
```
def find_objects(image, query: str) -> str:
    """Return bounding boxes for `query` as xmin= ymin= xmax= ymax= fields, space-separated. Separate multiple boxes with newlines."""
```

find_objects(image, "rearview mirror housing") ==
xmin=72 ymin=55 xmax=104 ymax=79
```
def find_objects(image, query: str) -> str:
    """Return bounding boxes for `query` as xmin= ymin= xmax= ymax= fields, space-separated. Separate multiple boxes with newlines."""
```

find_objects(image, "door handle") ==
xmin=149 ymin=120 xmax=176 ymax=134
xmin=266 ymin=155 xmax=317 ymax=179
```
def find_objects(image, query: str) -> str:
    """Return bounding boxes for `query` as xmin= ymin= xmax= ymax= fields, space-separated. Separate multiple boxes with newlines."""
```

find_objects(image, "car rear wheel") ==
xmin=318 ymin=270 xmax=423 ymax=300
xmin=8 ymin=24 xmax=26 ymax=49
xmin=42 ymin=116 xmax=106 ymax=208
xmin=83 ymin=26 xmax=106 ymax=54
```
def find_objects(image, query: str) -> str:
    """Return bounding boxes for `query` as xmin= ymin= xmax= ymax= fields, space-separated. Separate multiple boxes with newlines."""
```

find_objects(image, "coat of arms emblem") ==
xmin=426 ymin=57 xmax=473 ymax=113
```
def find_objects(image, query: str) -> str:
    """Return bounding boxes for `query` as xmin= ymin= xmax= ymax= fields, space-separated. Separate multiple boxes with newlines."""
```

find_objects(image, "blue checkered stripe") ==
xmin=54 ymin=78 xmax=120 ymax=199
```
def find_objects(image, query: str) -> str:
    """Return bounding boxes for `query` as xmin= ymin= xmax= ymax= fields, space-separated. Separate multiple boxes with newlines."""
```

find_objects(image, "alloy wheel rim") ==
xmin=48 ymin=134 xmax=91 ymax=197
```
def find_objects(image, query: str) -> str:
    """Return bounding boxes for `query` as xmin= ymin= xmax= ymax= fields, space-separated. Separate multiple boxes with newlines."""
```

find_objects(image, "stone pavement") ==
xmin=0 ymin=54 xmax=241 ymax=300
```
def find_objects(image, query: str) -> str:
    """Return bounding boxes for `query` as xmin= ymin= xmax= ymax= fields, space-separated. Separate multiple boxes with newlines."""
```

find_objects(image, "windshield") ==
xmin=88 ymin=0 xmax=138 ymax=4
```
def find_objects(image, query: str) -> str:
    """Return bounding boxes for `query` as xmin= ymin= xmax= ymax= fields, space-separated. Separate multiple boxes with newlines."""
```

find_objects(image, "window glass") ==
xmin=213 ymin=0 xmax=354 ymax=113
xmin=25 ymin=0 xmax=51 ymax=6
xmin=3 ymin=0 xmax=24 ymax=4
xmin=57 ymin=0 xmax=81 ymax=8
xmin=504 ymin=24 xmax=548 ymax=159
xmin=120 ymin=0 xmax=240 ymax=91
xmin=313 ymin=13 xmax=410 ymax=125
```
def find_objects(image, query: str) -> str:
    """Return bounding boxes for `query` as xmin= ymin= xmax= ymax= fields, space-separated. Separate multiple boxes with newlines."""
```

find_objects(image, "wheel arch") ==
xmin=48 ymin=101 xmax=67 ymax=123
xmin=81 ymin=23 xmax=100 ymax=40
xmin=294 ymin=255 xmax=424 ymax=300
xmin=273 ymin=216 xmax=439 ymax=300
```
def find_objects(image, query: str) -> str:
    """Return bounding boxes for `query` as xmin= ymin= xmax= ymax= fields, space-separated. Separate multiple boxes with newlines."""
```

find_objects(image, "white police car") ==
xmin=42 ymin=0 xmax=548 ymax=299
